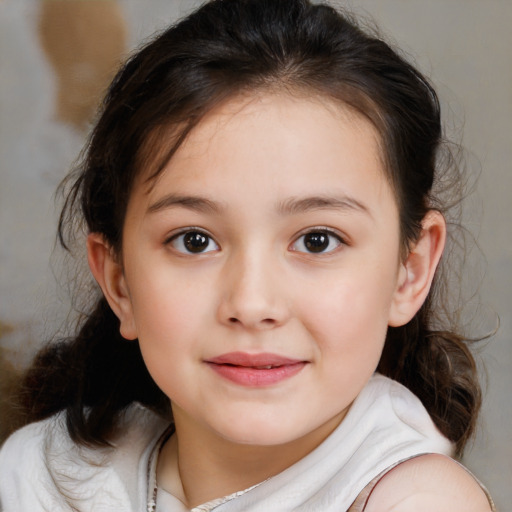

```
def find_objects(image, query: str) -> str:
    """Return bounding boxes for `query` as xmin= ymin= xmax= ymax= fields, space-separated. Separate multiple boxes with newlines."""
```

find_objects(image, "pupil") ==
xmin=305 ymin=233 xmax=328 ymax=252
xmin=184 ymin=232 xmax=208 ymax=252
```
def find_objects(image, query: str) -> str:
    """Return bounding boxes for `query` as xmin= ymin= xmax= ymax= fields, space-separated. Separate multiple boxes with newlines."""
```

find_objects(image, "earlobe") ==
xmin=86 ymin=233 xmax=138 ymax=340
xmin=388 ymin=210 xmax=446 ymax=327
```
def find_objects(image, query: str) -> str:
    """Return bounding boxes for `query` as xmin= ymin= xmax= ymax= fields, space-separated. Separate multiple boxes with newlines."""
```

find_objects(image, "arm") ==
xmin=364 ymin=454 xmax=494 ymax=512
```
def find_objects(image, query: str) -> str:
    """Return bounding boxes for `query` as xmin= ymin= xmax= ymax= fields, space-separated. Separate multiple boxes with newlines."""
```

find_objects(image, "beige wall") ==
xmin=1 ymin=0 xmax=510 ymax=507
xmin=343 ymin=3 xmax=512 ymax=508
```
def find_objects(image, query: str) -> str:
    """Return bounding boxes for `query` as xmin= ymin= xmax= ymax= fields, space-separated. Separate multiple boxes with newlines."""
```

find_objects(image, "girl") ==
xmin=0 ymin=0 xmax=495 ymax=510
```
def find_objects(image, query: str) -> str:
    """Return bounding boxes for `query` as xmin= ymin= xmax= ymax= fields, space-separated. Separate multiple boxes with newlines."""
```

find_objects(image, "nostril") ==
xmin=227 ymin=317 xmax=275 ymax=326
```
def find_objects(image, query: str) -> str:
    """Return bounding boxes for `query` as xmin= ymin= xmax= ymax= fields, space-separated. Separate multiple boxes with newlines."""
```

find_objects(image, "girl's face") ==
xmin=117 ymin=94 xmax=408 ymax=446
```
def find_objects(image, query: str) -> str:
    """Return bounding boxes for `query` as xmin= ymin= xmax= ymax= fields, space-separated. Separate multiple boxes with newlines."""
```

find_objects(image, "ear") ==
xmin=86 ymin=233 xmax=138 ymax=340
xmin=388 ymin=210 xmax=446 ymax=327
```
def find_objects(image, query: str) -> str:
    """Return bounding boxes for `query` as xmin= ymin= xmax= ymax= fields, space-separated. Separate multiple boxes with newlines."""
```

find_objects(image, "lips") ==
xmin=205 ymin=352 xmax=307 ymax=387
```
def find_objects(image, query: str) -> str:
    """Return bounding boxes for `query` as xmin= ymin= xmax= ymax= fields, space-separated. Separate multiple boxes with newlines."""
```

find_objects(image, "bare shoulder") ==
xmin=364 ymin=454 xmax=493 ymax=512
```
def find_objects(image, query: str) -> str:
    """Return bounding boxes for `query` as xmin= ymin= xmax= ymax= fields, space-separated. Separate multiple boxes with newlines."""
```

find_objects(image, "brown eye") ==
xmin=304 ymin=232 xmax=329 ymax=252
xmin=291 ymin=230 xmax=343 ymax=254
xmin=184 ymin=232 xmax=209 ymax=252
xmin=169 ymin=230 xmax=219 ymax=254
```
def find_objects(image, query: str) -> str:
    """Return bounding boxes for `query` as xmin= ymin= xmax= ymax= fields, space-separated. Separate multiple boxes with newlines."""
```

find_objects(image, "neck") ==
xmin=157 ymin=409 xmax=344 ymax=508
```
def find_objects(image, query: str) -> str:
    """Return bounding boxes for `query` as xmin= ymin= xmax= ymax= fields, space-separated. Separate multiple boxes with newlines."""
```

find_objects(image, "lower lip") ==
xmin=206 ymin=361 xmax=306 ymax=387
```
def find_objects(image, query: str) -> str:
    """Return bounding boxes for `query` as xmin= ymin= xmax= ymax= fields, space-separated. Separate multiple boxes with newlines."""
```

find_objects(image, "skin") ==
xmin=87 ymin=93 xmax=488 ymax=509
xmin=365 ymin=454 xmax=492 ymax=512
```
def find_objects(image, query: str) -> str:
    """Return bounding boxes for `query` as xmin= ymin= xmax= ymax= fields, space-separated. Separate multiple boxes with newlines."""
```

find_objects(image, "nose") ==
xmin=217 ymin=249 xmax=290 ymax=331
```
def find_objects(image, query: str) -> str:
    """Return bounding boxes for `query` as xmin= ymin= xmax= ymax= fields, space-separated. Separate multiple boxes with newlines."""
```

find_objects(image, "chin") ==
xmin=212 ymin=416 xmax=312 ymax=447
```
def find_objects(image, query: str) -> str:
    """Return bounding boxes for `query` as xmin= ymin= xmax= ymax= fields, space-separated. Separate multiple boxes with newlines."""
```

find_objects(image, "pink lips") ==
xmin=205 ymin=352 xmax=307 ymax=387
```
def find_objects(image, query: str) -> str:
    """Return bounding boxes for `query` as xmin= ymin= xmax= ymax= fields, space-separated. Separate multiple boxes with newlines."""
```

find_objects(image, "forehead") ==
xmin=130 ymin=92 xmax=395 ymax=216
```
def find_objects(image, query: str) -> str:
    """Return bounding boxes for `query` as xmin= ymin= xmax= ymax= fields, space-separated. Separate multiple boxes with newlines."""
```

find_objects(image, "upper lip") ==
xmin=205 ymin=352 xmax=305 ymax=367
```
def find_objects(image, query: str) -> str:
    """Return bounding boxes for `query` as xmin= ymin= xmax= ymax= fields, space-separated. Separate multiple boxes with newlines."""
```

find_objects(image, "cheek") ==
xmin=295 ymin=266 xmax=397 ymax=356
xmin=130 ymin=263 xmax=213 ymax=330
xmin=127 ymin=274 xmax=212 ymax=370
xmin=131 ymin=285 xmax=208 ymax=403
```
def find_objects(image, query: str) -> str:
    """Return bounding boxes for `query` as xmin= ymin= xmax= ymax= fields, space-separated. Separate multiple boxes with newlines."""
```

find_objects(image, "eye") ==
xmin=168 ymin=230 xmax=219 ymax=254
xmin=291 ymin=230 xmax=343 ymax=254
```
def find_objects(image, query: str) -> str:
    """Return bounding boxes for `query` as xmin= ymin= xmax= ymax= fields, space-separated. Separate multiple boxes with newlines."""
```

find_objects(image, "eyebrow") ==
xmin=277 ymin=195 xmax=372 ymax=218
xmin=147 ymin=194 xmax=223 ymax=214
xmin=147 ymin=193 xmax=372 ymax=218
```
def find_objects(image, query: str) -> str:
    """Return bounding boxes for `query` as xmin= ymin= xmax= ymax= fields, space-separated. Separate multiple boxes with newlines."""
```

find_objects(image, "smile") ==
xmin=205 ymin=352 xmax=308 ymax=387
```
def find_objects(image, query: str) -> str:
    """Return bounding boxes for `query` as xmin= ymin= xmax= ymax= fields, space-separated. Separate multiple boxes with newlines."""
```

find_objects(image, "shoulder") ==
xmin=0 ymin=405 xmax=170 ymax=511
xmin=0 ymin=411 xmax=62 ymax=471
xmin=0 ymin=413 xmax=65 ymax=509
xmin=364 ymin=454 xmax=493 ymax=512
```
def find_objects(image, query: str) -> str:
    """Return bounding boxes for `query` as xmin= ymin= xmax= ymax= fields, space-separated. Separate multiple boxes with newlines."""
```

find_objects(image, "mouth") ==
xmin=205 ymin=352 xmax=308 ymax=387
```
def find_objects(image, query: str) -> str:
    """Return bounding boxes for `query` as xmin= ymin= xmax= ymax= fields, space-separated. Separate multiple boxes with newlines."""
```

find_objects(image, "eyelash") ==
xmin=290 ymin=228 xmax=346 ymax=255
xmin=165 ymin=227 xmax=346 ymax=255
xmin=165 ymin=228 xmax=219 ymax=254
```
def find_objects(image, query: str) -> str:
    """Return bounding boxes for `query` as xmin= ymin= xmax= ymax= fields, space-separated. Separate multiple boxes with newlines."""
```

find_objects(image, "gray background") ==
xmin=0 ymin=1 xmax=510 ymax=509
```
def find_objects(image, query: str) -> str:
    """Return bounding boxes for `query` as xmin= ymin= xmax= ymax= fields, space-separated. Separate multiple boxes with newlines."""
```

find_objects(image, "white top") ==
xmin=0 ymin=374 xmax=454 ymax=511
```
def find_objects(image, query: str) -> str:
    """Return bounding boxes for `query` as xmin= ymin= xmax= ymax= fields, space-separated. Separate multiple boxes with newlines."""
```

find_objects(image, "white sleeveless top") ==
xmin=150 ymin=374 xmax=454 ymax=511
xmin=0 ymin=375 xmax=455 ymax=511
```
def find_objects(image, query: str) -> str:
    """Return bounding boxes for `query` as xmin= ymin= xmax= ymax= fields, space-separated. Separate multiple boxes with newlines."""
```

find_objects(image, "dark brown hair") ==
xmin=19 ymin=0 xmax=480 ymax=455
